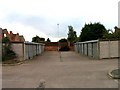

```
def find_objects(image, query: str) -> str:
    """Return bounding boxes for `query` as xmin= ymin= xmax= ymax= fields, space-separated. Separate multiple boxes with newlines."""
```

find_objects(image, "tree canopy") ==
xmin=2 ymin=37 xmax=16 ymax=61
xmin=46 ymin=38 xmax=51 ymax=42
xmin=59 ymin=38 xmax=67 ymax=42
xmin=80 ymin=22 xmax=107 ymax=42
xmin=113 ymin=26 xmax=120 ymax=39
xmin=32 ymin=35 xmax=45 ymax=42
xmin=67 ymin=26 xmax=77 ymax=43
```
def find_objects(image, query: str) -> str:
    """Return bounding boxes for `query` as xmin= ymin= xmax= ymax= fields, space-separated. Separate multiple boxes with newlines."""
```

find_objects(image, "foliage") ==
xmin=2 ymin=37 xmax=16 ymax=61
xmin=100 ymin=27 xmax=120 ymax=40
xmin=80 ymin=22 xmax=107 ymax=42
xmin=32 ymin=35 xmax=45 ymax=42
xmin=2 ymin=37 xmax=10 ymax=43
xmin=46 ymin=38 xmax=51 ymax=42
xmin=113 ymin=26 xmax=120 ymax=39
xmin=59 ymin=38 xmax=67 ymax=42
xmin=101 ymin=29 xmax=115 ymax=40
xmin=2 ymin=37 xmax=11 ymax=48
xmin=58 ymin=38 xmax=70 ymax=51
xmin=67 ymin=26 xmax=77 ymax=43
xmin=59 ymin=46 xmax=70 ymax=51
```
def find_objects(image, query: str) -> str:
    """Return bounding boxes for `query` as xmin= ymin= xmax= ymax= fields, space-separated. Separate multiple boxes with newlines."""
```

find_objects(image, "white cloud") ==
xmin=0 ymin=0 xmax=119 ymax=17
xmin=1 ymin=23 xmax=48 ymax=42
xmin=0 ymin=0 xmax=119 ymax=41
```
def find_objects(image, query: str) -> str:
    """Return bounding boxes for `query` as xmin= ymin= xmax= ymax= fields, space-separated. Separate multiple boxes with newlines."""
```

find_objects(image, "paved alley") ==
xmin=2 ymin=51 xmax=118 ymax=88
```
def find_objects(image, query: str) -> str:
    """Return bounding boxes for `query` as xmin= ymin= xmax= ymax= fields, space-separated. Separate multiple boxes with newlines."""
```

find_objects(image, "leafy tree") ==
xmin=101 ymin=29 xmax=116 ymax=40
xmin=46 ymin=38 xmax=51 ymax=42
xmin=58 ymin=38 xmax=70 ymax=51
xmin=32 ymin=35 xmax=45 ymax=42
xmin=101 ymin=27 xmax=120 ymax=40
xmin=2 ymin=37 xmax=11 ymax=47
xmin=2 ymin=37 xmax=16 ymax=61
xmin=59 ymin=38 xmax=67 ymax=42
xmin=80 ymin=22 xmax=107 ymax=41
xmin=39 ymin=38 xmax=45 ymax=42
xmin=113 ymin=26 xmax=120 ymax=39
xmin=67 ymin=26 xmax=77 ymax=43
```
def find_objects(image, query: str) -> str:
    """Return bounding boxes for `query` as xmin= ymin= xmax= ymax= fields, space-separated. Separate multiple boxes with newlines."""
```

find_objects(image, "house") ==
xmin=2 ymin=28 xmax=25 ymax=42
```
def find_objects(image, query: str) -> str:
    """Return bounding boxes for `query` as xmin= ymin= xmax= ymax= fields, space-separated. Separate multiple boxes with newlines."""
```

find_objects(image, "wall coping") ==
xmin=24 ymin=41 xmax=45 ymax=45
xmin=75 ymin=40 xmax=99 ymax=44
xmin=75 ymin=39 xmax=120 ymax=45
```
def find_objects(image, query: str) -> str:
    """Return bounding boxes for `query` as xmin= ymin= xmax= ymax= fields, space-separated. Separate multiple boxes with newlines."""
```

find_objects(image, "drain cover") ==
xmin=109 ymin=69 xmax=120 ymax=79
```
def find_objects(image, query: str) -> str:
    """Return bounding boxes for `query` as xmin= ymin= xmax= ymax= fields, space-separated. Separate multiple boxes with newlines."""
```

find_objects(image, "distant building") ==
xmin=1 ymin=28 xmax=25 ymax=42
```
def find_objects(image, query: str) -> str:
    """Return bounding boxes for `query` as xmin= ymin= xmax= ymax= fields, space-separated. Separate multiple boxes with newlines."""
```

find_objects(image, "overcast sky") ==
xmin=0 ymin=0 xmax=119 ymax=42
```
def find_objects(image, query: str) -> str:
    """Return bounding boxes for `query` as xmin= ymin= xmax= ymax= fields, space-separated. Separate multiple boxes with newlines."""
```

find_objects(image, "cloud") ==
xmin=2 ymin=13 xmax=84 ymax=37
xmin=0 ymin=0 xmax=119 ymax=41
xmin=1 ymin=22 xmax=48 ymax=41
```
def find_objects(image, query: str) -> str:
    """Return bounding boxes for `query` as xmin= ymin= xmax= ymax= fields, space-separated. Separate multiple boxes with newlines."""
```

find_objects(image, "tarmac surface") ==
xmin=2 ymin=51 xmax=118 ymax=88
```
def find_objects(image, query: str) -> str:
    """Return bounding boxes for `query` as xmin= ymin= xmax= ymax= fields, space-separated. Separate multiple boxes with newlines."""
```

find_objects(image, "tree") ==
xmin=80 ymin=22 xmax=107 ymax=42
xmin=67 ymin=26 xmax=77 ymax=43
xmin=102 ymin=29 xmax=115 ymax=40
xmin=59 ymin=38 xmax=67 ymax=42
xmin=113 ymin=26 xmax=120 ymax=39
xmin=46 ymin=38 xmax=51 ymax=42
xmin=58 ymin=38 xmax=69 ymax=51
xmin=32 ymin=35 xmax=45 ymax=42
xmin=2 ymin=37 xmax=16 ymax=61
xmin=39 ymin=38 xmax=45 ymax=42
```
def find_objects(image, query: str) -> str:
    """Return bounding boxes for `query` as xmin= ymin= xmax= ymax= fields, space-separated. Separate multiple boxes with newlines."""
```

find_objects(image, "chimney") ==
xmin=17 ymin=33 xmax=19 ymax=35
xmin=10 ymin=31 xmax=13 ymax=35
xmin=3 ymin=29 xmax=8 ymax=34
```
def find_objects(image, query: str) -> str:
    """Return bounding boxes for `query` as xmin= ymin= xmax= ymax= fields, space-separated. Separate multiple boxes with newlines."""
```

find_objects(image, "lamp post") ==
xmin=57 ymin=24 xmax=59 ymax=51
xmin=57 ymin=24 xmax=62 ymax=62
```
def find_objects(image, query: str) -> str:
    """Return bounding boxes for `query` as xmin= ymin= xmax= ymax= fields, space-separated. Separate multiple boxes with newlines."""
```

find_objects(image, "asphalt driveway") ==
xmin=2 ymin=51 xmax=118 ymax=88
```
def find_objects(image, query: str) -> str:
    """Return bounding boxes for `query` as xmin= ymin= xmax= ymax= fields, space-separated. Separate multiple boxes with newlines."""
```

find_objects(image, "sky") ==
xmin=0 ymin=0 xmax=119 ymax=42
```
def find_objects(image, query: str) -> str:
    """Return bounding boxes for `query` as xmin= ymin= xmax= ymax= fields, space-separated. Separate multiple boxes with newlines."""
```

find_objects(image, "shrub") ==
xmin=59 ymin=46 xmax=70 ymax=51
xmin=2 ymin=37 xmax=17 ymax=61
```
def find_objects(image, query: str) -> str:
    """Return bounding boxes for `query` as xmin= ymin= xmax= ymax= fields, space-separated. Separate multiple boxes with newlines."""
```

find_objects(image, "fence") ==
xmin=74 ymin=40 xmax=119 ymax=59
xmin=3 ymin=42 xmax=45 ymax=61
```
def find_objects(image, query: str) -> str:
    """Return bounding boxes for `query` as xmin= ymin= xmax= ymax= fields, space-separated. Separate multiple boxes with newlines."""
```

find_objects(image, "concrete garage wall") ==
xmin=99 ymin=41 xmax=109 ymax=59
xmin=88 ymin=43 xmax=92 ymax=57
xmin=99 ymin=41 xmax=118 ymax=59
xmin=81 ymin=44 xmax=84 ymax=54
xmin=11 ymin=43 xmax=24 ymax=61
xmin=74 ymin=44 xmax=77 ymax=53
xmin=74 ymin=40 xmax=119 ymax=59
xmin=84 ymin=43 xmax=88 ymax=56
xmin=93 ymin=42 xmax=98 ymax=58
xmin=24 ymin=42 xmax=45 ymax=60
xmin=5 ymin=42 xmax=45 ymax=61
xmin=110 ymin=41 xmax=119 ymax=58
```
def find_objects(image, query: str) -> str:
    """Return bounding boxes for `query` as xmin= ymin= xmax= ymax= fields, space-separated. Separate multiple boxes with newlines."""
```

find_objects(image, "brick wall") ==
xmin=45 ymin=46 xmax=58 ymax=51
xmin=44 ymin=42 xmax=74 ymax=51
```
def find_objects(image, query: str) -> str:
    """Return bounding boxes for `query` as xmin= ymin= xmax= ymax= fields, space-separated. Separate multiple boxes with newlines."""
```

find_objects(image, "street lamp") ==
xmin=57 ymin=24 xmax=62 ymax=62
xmin=57 ymin=24 xmax=59 ymax=51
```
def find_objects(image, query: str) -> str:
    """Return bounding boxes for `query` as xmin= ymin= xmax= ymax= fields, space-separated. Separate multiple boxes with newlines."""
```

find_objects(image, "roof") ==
xmin=2 ymin=29 xmax=25 ymax=42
